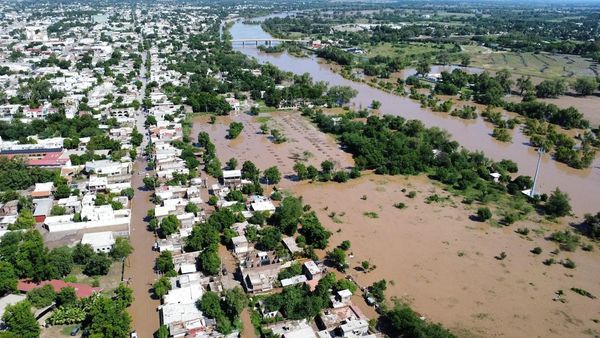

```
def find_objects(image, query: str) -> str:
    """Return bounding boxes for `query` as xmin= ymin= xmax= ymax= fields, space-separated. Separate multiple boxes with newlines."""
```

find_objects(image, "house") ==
xmin=0 ymin=200 xmax=18 ymax=217
xmin=282 ymin=237 xmax=301 ymax=255
xmin=250 ymin=199 xmax=276 ymax=214
xmin=85 ymin=160 xmax=132 ymax=176
xmin=268 ymin=320 xmax=317 ymax=338
xmin=33 ymin=198 xmax=54 ymax=223
xmin=160 ymin=274 xmax=207 ymax=337
xmin=81 ymin=231 xmax=116 ymax=253
xmin=18 ymin=280 xmax=102 ymax=298
xmin=88 ymin=175 xmax=108 ymax=192
xmin=241 ymin=263 xmax=281 ymax=294
xmin=0 ymin=294 xmax=27 ymax=324
xmin=303 ymin=260 xmax=322 ymax=280
xmin=490 ymin=172 xmax=501 ymax=183
xmin=231 ymin=235 xmax=249 ymax=255
xmin=222 ymin=170 xmax=242 ymax=187
xmin=281 ymin=275 xmax=307 ymax=288
xmin=32 ymin=182 xmax=54 ymax=198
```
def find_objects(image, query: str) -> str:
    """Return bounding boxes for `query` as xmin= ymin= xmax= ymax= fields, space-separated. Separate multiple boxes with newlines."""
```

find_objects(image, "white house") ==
xmin=81 ymin=231 xmax=116 ymax=253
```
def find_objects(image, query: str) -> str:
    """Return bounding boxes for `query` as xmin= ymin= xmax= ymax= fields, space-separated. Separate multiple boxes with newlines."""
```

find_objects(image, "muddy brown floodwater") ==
xmin=294 ymin=174 xmax=600 ymax=337
xmin=124 ymin=159 xmax=160 ymax=337
xmin=229 ymin=20 xmax=600 ymax=216
xmin=191 ymin=112 xmax=354 ymax=178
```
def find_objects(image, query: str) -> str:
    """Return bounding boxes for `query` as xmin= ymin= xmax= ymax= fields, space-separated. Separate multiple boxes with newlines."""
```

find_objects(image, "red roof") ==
xmin=18 ymin=280 xmax=102 ymax=298
xmin=28 ymin=151 xmax=69 ymax=167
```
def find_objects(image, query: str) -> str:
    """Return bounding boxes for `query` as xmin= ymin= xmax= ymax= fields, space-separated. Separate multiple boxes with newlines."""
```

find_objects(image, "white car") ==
xmin=130 ymin=331 xmax=138 ymax=338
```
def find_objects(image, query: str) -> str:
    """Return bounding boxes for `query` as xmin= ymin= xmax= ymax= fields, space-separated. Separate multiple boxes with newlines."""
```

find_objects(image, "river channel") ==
xmin=228 ymin=16 xmax=600 ymax=215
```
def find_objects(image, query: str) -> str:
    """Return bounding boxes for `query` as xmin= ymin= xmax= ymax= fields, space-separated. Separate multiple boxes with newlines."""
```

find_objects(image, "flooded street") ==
xmin=124 ymin=157 xmax=160 ymax=337
xmin=229 ymin=20 xmax=600 ymax=216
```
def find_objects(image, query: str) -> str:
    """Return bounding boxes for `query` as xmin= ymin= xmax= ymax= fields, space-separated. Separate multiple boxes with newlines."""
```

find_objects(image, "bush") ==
xmin=477 ymin=207 xmax=492 ymax=221
xmin=545 ymin=188 xmax=572 ymax=218
xmin=550 ymin=230 xmax=580 ymax=252
xmin=531 ymin=247 xmax=542 ymax=255
xmin=516 ymin=227 xmax=529 ymax=235
xmin=27 ymin=284 xmax=56 ymax=308
xmin=562 ymin=258 xmax=576 ymax=269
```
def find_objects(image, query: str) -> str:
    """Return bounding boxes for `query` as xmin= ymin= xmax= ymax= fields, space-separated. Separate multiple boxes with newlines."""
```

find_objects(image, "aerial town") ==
xmin=0 ymin=0 xmax=599 ymax=338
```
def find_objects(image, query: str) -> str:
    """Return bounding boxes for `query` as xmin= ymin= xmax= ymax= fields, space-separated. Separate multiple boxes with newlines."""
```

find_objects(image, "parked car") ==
xmin=130 ymin=331 xmax=138 ymax=338
xmin=70 ymin=325 xmax=81 ymax=336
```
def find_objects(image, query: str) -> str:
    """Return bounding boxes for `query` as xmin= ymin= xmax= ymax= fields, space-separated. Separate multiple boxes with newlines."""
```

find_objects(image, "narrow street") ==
xmin=123 ymin=40 xmax=161 ymax=336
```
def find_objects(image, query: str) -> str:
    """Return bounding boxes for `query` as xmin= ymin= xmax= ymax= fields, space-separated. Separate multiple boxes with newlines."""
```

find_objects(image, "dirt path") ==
xmin=240 ymin=307 xmax=258 ymax=338
xmin=124 ymin=158 xmax=160 ymax=337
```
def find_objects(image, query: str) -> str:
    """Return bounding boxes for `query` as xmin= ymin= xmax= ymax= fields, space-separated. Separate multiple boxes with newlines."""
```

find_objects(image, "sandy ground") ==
xmin=192 ymin=111 xmax=355 ymax=179
xmin=292 ymin=174 xmax=600 ymax=338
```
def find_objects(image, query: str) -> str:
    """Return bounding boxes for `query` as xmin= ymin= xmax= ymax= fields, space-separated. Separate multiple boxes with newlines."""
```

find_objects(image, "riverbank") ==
xmin=230 ymin=30 xmax=599 ymax=215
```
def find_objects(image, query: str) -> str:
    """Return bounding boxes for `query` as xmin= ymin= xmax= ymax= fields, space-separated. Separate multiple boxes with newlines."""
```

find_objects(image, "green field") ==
xmin=470 ymin=51 xmax=598 ymax=79
xmin=363 ymin=42 xmax=455 ymax=59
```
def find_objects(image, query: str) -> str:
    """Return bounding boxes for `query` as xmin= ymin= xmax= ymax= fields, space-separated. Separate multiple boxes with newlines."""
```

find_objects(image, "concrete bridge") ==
xmin=230 ymin=38 xmax=310 ymax=45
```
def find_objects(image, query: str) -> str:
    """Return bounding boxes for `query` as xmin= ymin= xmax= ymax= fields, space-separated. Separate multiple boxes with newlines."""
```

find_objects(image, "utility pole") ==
xmin=530 ymin=147 xmax=544 ymax=198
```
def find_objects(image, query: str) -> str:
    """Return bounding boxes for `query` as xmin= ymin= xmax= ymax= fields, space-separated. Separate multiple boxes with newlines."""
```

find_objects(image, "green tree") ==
xmin=84 ymin=295 xmax=131 ymax=338
xmin=110 ymin=237 xmax=133 ymax=260
xmin=293 ymin=162 xmax=308 ymax=180
xmin=153 ymin=276 xmax=171 ymax=298
xmin=83 ymin=253 xmax=112 ymax=276
xmin=416 ymin=60 xmax=431 ymax=76
xmin=327 ymin=247 xmax=347 ymax=271
xmin=299 ymin=212 xmax=331 ymax=249
xmin=226 ymin=157 xmax=238 ymax=170
xmin=0 ymin=261 xmax=17 ymax=296
xmin=160 ymin=214 xmax=181 ymax=236
xmin=227 ymin=122 xmax=244 ymax=139
xmin=516 ymin=75 xmax=534 ymax=96
xmin=56 ymin=286 xmax=77 ymax=307
xmin=477 ymin=207 xmax=492 ymax=221
xmin=46 ymin=246 xmax=73 ymax=278
xmin=258 ymin=227 xmax=282 ymax=251
xmin=53 ymin=184 xmax=71 ymax=199
xmin=10 ymin=209 xmax=35 ymax=230
xmin=571 ymin=77 xmax=597 ymax=96
xmin=271 ymin=196 xmax=303 ymax=235
xmin=545 ymin=188 xmax=572 ymax=218
xmin=241 ymin=161 xmax=260 ymax=181
xmin=73 ymin=243 xmax=94 ymax=265
xmin=263 ymin=166 xmax=281 ymax=184
xmin=27 ymin=284 xmax=56 ymax=308
xmin=198 ymin=249 xmax=221 ymax=275
xmin=185 ymin=202 xmax=200 ymax=215
xmin=114 ymin=284 xmax=134 ymax=308
xmin=1 ymin=301 xmax=40 ymax=338
xmin=156 ymin=251 xmax=174 ymax=274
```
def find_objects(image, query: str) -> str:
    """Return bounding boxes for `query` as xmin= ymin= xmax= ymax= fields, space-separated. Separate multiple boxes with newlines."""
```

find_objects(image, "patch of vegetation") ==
xmin=363 ymin=211 xmax=379 ymax=219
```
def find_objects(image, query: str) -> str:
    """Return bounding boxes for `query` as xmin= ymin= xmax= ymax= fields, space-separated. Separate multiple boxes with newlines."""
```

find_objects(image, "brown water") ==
xmin=124 ymin=158 xmax=160 ymax=337
xmin=229 ymin=20 xmax=600 ymax=216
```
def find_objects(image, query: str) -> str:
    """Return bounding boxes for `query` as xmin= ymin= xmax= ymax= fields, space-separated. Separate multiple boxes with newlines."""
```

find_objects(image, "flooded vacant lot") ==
xmin=192 ymin=111 xmax=354 ymax=179
xmin=293 ymin=174 xmax=600 ymax=337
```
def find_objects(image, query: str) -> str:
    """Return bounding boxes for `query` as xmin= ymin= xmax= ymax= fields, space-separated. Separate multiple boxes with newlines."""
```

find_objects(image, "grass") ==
xmin=469 ymin=51 xmax=596 ymax=79
xmin=364 ymin=42 xmax=454 ymax=59
xmin=363 ymin=211 xmax=379 ymax=219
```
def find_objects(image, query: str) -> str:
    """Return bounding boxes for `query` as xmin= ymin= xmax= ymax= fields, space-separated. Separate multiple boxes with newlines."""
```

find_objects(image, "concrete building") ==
xmin=81 ymin=231 xmax=116 ymax=253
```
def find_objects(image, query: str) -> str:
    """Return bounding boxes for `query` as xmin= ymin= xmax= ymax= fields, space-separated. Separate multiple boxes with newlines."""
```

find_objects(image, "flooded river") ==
xmin=228 ymin=18 xmax=599 ymax=215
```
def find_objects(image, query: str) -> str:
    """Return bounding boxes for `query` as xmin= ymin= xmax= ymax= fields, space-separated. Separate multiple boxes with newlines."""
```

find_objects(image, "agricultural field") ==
xmin=470 ymin=51 xmax=599 ymax=80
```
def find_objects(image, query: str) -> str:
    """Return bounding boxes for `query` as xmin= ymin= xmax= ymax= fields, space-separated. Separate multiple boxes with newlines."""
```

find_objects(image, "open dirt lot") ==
xmin=292 ymin=174 xmax=600 ymax=337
